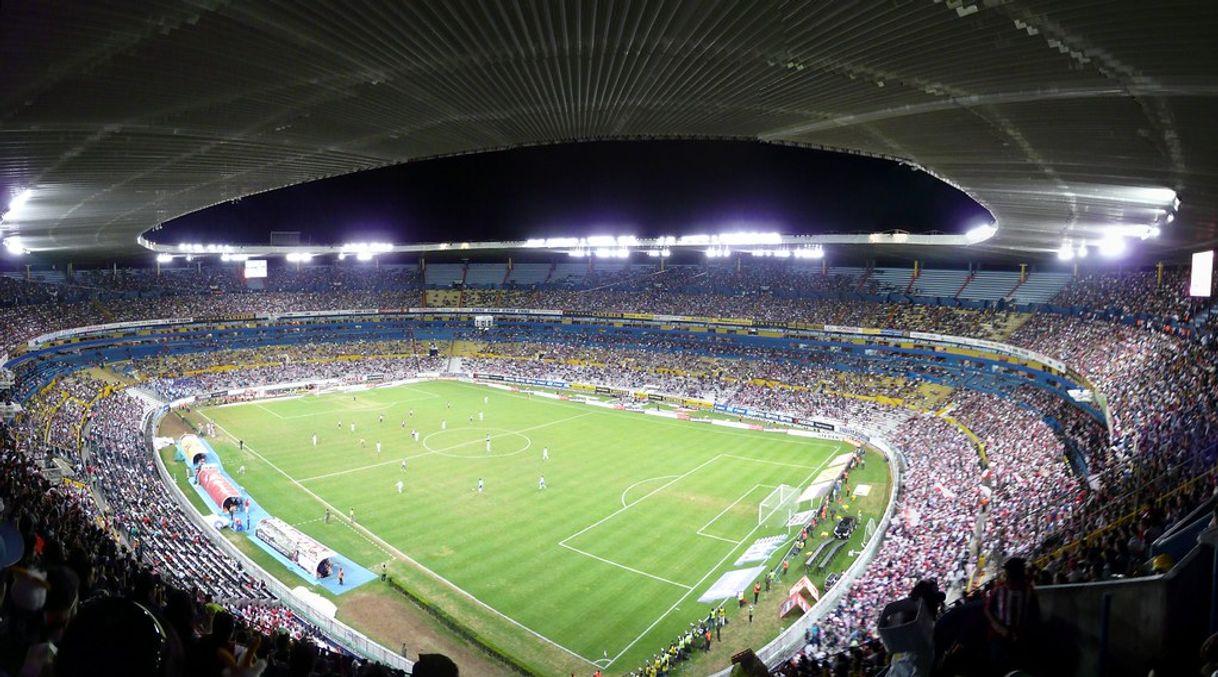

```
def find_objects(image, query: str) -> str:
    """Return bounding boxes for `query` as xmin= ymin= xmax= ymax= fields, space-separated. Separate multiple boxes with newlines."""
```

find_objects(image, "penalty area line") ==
xmin=557 ymin=542 xmax=694 ymax=591
xmin=606 ymin=451 xmax=838 ymax=667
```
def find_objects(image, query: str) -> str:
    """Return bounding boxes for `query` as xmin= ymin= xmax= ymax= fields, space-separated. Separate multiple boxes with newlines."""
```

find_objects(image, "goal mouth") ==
xmin=758 ymin=483 xmax=800 ymax=527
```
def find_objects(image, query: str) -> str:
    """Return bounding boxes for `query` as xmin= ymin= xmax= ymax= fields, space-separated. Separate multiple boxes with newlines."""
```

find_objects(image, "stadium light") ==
xmin=355 ymin=251 xmax=374 ymax=261
xmin=792 ymin=246 xmax=824 ymax=259
xmin=2 ymin=189 xmax=33 ymax=220
xmin=1077 ymin=243 xmax=1088 ymax=259
xmin=1098 ymin=233 xmax=1127 ymax=258
xmin=155 ymin=253 xmax=174 ymax=263
xmin=3 ymin=237 xmax=28 ymax=255
xmin=1057 ymin=241 xmax=1075 ymax=261
xmin=964 ymin=223 xmax=998 ymax=244
xmin=715 ymin=232 xmax=782 ymax=246
xmin=285 ymin=252 xmax=314 ymax=263
xmin=340 ymin=241 xmax=393 ymax=255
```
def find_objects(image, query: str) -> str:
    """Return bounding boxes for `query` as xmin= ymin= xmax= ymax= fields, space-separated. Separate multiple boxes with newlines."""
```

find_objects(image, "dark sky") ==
xmin=162 ymin=140 xmax=990 ymax=247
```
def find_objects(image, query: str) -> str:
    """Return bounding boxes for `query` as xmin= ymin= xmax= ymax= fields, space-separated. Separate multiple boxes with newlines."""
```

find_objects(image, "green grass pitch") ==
xmin=197 ymin=380 xmax=856 ymax=671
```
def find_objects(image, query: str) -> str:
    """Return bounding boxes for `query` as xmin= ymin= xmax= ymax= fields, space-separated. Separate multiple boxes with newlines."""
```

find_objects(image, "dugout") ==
xmin=195 ymin=465 xmax=243 ymax=511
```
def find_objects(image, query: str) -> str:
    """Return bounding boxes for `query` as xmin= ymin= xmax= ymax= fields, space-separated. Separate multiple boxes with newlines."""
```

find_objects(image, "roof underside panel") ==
xmin=0 ymin=0 xmax=1214 ymax=259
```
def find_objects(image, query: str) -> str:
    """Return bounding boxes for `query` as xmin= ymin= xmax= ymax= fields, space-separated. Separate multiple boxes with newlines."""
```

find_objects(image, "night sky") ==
xmin=162 ymin=140 xmax=991 ymax=248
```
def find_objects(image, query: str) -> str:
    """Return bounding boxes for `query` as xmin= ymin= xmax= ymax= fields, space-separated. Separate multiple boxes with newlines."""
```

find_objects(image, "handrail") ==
xmin=1034 ymin=464 xmax=1218 ymax=567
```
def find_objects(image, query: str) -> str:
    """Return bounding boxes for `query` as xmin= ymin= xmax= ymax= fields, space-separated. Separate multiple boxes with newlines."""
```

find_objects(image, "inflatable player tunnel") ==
xmin=179 ymin=434 xmax=211 ymax=466
xmin=255 ymin=517 xmax=338 ymax=579
xmin=196 ymin=464 xmax=243 ymax=511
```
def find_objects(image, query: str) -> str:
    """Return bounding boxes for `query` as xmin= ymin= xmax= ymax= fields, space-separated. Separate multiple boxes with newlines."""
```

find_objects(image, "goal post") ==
xmin=864 ymin=518 xmax=878 ymax=544
xmin=758 ymin=484 xmax=799 ymax=528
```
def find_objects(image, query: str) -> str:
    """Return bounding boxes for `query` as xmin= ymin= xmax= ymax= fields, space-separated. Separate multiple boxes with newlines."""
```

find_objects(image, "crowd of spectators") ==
xmin=2 ymin=262 xmax=1218 ymax=673
xmin=0 ymin=420 xmax=406 ymax=676
xmin=1052 ymin=268 xmax=1206 ymax=323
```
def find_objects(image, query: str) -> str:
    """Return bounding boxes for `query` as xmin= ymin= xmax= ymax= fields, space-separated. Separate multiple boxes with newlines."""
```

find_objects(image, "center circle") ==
xmin=422 ymin=427 xmax=532 ymax=458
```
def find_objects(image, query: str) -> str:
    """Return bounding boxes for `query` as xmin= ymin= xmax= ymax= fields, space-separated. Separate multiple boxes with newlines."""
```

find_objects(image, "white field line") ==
xmin=559 ymin=454 xmax=724 ymax=545
xmin=198 ymin=411 xmax=601 ymax=668
xmin=606 ymin=451 xmax=838 ymax=667
xmin=296 ymin=411 xmax=594 ymax=483
xmin=557 ymin=543 xmax=694 ymax=590
xmin=251 ymin=392 xmax=438 ymax=421
xmin=696 ymin=483 xmax=776 ymax=543
xmin=619 ymin=475 xmax=681 ymax=508
xmin=720 ymin=454 xmax=820 ymax=469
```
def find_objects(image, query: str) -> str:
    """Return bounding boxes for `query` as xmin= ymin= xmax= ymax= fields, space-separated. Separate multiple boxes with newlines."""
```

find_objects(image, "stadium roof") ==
xmin=1 ymin=1 xmax=1216 ymax=261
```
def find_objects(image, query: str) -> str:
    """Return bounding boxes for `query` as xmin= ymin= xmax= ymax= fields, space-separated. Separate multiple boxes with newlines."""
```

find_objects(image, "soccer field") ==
xmin=195 ymin=380 xmax=864 ymax=672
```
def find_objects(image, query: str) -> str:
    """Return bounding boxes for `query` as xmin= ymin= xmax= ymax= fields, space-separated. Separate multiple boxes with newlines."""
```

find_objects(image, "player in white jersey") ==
xmin=483 ymin=395 xmax=488 ymax=405
xmin=350 ymin=422 xmax=356 ymax=433
xmin=396 ymin=480 xmax=403 ymax=494
xmin=312 ymin=433 xmax=318 ymax=447
xmin=538 ymin=475 xmax=546 ymax=490
xmin=440 ymin=419 xmax=447 ymax=430
xmin=542 ymin=447 xmax=549 ymax=461
xmin=478 ymin=411 xmax=484 ymax=421
xmin=411 ymin=429 xmax=419 ymax=442
xmin=376 ymin=441 xmax=382 ymax=454
xmin=400 ymin=458 xmax=408 ymax=471
xmin=485 ymin=434 xmax=491 ymax=452
xmin=379 ymin=414 xmax=384 ymax=424
xmin=476 ymin=478 xmax=484 ymax=493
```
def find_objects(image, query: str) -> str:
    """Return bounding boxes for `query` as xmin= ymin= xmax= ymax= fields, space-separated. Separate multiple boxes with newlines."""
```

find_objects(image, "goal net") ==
xmin=864 ymin=518 xmax=878 ymax=544
xmin=758 ymin=484 xmax=799 ymax=528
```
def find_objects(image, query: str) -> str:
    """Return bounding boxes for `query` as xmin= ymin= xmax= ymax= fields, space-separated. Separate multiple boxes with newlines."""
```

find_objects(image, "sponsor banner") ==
xmin=779 ymin=591 xmax=813 ymax=619
xmin=810 ymin=420 xmax=835 ymax=431
xmin=785 ymin=321 xmax=824 ymax=331
xmin=621 ymin=312 xmax=654 ymax=321
xmin=907 ymin=330 xmax=1068 ymax=373
xmin=711 ymin=419 xmax=757 ymax=430
xmin=789 ymin=576 xmax=821 ymax=602
xmin=418 ymin=307 xmax=561 ymax=316
xmin=735 ymin=536 xmax=787 ymax=565
xmin=29 ymin=317 xmax=191 ymax=347
xmin=274 ymin=309 xmax=378 ymax=319
xmin=196 ymin=312 xmax=262 ymax=323
xmin=643 ymin=409 xmax=681 ymax=419
xmin=472 ymin=373 xmax=566 ymax=389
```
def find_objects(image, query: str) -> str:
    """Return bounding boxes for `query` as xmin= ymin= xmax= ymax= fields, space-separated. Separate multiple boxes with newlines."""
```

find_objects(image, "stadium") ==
xmin=1 ymin=3 xmax=1217 ymax=677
